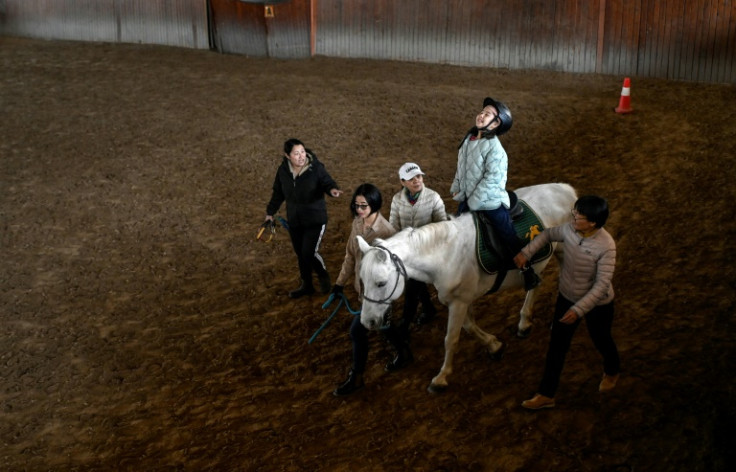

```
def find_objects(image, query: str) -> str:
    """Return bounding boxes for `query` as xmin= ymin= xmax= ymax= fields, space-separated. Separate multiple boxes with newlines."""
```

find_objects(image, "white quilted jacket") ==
xmin=389 ymin=186 xmax=448 ymax=231
xmin=451 ymin=135 xmax=510 ymax=211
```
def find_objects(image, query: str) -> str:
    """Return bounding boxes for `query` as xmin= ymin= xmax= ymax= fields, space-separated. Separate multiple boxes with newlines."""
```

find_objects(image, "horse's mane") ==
xmin=375 ymin=216 xmax=462 ymax=251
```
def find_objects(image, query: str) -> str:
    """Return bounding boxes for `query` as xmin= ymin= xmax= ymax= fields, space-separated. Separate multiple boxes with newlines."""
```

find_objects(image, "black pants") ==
xmin=288 ymin=224 xmax=328 ymax=286
xmin=538 ymin=294 xmax=620 ymax=398
xmin=458 ymin=201 xmax=522 ymax=259
xmin=349 ymin=315 xmax=369 ymax=374
xmin=392 ymin=278 xmax=434 ymax=340
xmin=481 ymin=206 xmax=523 ymax=258
xmin=350 ymin=304 xmax=410 ymax=373
xmin=404 ymin=279 xmax=434 ymax=318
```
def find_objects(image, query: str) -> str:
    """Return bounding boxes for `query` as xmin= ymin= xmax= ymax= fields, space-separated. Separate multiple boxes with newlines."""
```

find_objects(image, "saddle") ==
xmin=473 ymin=192 xmax=553 ymax=291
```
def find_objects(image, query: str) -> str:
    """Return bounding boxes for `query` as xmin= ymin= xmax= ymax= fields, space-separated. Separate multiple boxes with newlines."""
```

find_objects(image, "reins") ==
xmin=255 ymin=216 xmax=289 ymax=242
xmin=256 ymin=220 xmax=276 ymax=242
xmin=361 ymin=244 xmax=408 ymax=305
xmin=308 ymin=244 xmax=407 ymax=344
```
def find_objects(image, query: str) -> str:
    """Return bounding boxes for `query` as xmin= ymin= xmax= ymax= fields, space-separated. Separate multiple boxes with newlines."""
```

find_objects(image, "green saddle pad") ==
xmin=474 ymin=200 xmax=552 ymax=274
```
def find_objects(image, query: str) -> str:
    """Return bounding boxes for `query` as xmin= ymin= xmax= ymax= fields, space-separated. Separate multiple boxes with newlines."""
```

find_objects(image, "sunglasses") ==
xmin=571 ymin=210 xmax=588 ymax=221
xmin=354 ymin=203 xmax=370 ymax=210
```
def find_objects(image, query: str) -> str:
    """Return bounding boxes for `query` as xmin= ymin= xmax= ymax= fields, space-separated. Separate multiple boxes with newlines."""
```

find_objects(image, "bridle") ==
xmin=362 ymin=244 xmax=407 ymax=305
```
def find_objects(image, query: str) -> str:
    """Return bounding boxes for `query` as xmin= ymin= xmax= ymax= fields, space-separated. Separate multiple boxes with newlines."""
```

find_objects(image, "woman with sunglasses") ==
xmin=331 ymin=183 xmax=396 ymax=396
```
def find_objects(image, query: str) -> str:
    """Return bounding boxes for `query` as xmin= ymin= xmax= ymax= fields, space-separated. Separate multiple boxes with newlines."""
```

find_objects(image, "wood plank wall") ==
xmin=0 ymin=0 xmax=209 ymax=49
xmin=601 ymin=0 xmax=735 ymax=83
xmin=209 ymin=0 xmax=310 ymax=58
xmin=316 ymin=0 xmax=736 ymax=84
xmin=0 ymin=0 xmax=733 ymax=83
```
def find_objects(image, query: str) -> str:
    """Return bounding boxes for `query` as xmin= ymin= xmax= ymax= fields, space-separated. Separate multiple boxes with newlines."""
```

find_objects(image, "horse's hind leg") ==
xmin=428 ymin=301 xmax=467 ymax=394
xmin=464 ymin=306 xmax=504 ymax=357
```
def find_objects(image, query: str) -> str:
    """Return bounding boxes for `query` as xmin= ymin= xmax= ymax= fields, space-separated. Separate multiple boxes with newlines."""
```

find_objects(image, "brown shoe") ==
xmin=521 ymin=394 xmax=555 ymax=410
xmin=599 ymin=373 xmax=619 ymax=393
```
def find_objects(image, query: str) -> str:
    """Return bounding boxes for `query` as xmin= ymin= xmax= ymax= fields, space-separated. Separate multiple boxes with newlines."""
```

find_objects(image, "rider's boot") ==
xmin=289 ymin=279 xmax=315 ymax=299
xmin=521 ymin=265 xmax=541 ymax=291
xmin=333 ymin=369 xmax=364 ymax=396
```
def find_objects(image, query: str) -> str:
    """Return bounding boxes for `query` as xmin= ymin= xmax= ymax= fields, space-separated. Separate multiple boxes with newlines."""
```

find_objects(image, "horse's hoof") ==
xmin=490 ymin=342 xmax=506 ymax=361
xmin=517 ymin=326 xmax=532 ymax=338
xmin=427 ymin=383 xmax=447 ymax=394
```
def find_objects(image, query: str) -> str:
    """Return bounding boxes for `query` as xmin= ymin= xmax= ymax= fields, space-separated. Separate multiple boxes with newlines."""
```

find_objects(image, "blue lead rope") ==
xmin=308 ymin=293 xmax=361 ymax=344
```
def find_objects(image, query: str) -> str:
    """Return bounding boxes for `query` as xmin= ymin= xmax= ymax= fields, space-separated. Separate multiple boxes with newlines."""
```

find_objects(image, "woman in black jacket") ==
xmin=264 ymin=138 xmax=343 ymax=298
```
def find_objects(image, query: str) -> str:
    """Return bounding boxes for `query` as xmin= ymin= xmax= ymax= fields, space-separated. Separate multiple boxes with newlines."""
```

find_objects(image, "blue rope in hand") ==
xmin=339 ymin=293 xmax=361 ymax=316
xmin=308 ymin=293 xmax=361 ymax=344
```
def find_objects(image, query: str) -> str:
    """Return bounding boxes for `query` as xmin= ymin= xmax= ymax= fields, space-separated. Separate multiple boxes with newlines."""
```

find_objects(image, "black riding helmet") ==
xmin=482 ymin=97 xmax=513 ymax=136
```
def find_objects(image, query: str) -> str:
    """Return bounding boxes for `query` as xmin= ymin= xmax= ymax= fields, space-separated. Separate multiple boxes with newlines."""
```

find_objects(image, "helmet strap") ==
xmin=479 ymin=115 xmax=499 ymax=131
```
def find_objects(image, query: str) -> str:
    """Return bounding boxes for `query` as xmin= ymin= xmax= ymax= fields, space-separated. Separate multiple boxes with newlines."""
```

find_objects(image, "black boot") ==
xmin=416 ymin=304 xmax=437 ymax=326
xmin=333 ymin=369 xmax=364 ymax=396
xmin=383 ymin=321 xmax=413 ymax=372
xmin=521 ymin=266 xmax=541 ymax=291
xmin=289 ymin=280 xmax=315 ymax=299
xmin=385 ymin=343 xmax=414 ymax=372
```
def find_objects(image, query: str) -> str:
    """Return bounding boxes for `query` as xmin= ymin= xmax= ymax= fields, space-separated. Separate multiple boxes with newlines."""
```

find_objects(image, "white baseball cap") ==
xmin=398 ymin=162 xmax=425 ymax=180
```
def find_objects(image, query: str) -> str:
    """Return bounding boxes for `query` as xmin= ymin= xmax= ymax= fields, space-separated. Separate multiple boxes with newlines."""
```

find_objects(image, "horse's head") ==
xmin=357 ymin=236 xmax=407 ymax=330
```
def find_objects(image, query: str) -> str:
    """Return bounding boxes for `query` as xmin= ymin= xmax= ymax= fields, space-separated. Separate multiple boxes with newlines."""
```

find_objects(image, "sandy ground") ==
xmin=1 ymin=36 xmax=735 ymax=471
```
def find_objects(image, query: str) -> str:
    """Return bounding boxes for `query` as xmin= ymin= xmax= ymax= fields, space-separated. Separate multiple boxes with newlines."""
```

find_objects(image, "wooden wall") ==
xmin=316 ymin=1 xmax=602 ymax=73
xmin=315 ymin=0 xmax=735 ymax=84
xmin=0 ymin=0 xmax=733 ymax=83
xmin=0 ymin=0 xmax=209 ymax=49
xmin=601 ymin=0 xmax=735 ymax=83
xmin=209 ymin=0 xmax=310 ymax=58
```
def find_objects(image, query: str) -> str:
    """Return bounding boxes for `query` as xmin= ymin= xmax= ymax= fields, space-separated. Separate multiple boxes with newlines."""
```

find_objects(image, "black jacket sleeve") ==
xmin=265 ymin=161 xmax=287 ymax=216
xmin=316 ymin=161 xmax=339 ymax=196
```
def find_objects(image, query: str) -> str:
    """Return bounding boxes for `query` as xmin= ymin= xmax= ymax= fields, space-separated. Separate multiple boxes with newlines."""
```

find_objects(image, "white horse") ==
xmin=357 ymin=183 xmax=577 ymax=393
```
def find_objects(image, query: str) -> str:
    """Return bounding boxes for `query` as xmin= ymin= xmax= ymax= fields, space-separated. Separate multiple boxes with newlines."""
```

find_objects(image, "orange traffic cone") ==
xmin=614 ymin=77 xmax=633 ymax=114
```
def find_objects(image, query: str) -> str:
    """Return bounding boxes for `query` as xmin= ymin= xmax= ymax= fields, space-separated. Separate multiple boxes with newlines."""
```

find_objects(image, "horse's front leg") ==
xmin=428 ymin=301 xmax=467 ymax=394
xmin=517 ymin=284 xmax=540 ymax=337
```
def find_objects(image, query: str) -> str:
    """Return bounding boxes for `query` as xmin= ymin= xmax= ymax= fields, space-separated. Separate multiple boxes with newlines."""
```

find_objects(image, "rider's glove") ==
xmin=331 ymin=284 xmax=344 ymax=295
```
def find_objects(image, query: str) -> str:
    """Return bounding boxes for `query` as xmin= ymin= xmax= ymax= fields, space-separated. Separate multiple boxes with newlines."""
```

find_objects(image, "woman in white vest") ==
xmin=384 ymin=162 xmax=448 ymax=372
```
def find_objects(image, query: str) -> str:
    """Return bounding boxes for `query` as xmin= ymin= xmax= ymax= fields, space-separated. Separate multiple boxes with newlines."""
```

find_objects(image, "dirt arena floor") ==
xmin=1 ymin=36 xmax=735 ymax=471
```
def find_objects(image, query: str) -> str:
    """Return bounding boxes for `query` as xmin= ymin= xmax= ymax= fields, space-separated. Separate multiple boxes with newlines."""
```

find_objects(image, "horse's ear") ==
xmin=357 ymin=236 xmax=371 ymax=254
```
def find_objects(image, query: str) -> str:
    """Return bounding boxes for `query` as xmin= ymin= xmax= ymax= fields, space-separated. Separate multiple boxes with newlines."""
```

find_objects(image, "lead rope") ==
xmin=308 ymin=292 xmax=361 ymax=344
